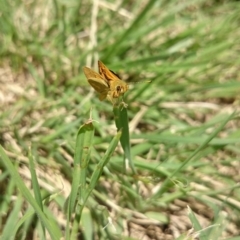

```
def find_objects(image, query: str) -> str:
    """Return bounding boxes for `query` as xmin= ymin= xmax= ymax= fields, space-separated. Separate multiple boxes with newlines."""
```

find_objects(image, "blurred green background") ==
xmin=0 ymin=0 xmax=240 ymax=239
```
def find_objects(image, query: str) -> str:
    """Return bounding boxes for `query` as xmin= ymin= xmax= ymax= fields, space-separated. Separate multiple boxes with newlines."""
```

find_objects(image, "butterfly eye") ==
xmin=116 ymin=85 xmax=121 ymax=92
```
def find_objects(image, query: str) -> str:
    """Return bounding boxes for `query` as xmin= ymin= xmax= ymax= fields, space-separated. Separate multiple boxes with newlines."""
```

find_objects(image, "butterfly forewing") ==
xmin=83 ymin=66 xmax=108 ymax=82
xmin=98 ymin=61 xmax=121 ymax=81
xmin=83 ymin=66 xmax=110 ymax=100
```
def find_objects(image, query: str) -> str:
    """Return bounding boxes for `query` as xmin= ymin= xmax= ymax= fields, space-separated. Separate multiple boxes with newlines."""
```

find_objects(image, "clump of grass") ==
xmin=1 ymin=0 xmax=240 ymax=239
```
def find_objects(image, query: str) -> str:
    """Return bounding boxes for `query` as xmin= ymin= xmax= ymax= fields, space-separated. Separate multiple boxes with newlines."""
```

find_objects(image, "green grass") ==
xmin=1 ymin=0 xmax=240 ymax=239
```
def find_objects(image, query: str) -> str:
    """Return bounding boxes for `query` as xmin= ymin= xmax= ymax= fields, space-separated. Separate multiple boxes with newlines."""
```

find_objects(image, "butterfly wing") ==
xmin=88 ymin=78 xmax=109 ymax=101
xmin=83 ymin=66 xmax=110 ymax=100
xmin=83 ymin=66 xmax=108 ymax=82
xmin=98 ymin=61 xmax=121 ymax=81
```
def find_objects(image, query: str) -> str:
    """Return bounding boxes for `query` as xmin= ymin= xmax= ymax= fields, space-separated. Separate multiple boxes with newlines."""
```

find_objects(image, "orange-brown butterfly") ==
xmin=83 ymin=61 xmax=128 ymax=105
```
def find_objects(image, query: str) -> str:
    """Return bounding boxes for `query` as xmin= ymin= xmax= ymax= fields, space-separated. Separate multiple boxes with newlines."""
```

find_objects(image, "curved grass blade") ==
xmin=113 ymin=105 xmax=136 ymax=174
xmin=66 ymin=120 xmax=95 ymax=239
xmin=153 ymin=111 xmax=236 ymax=198
xmin=0 ymin=146 xmax=62 ymax=240
xmin=70 ymin=128 xmax=121 ymax=240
